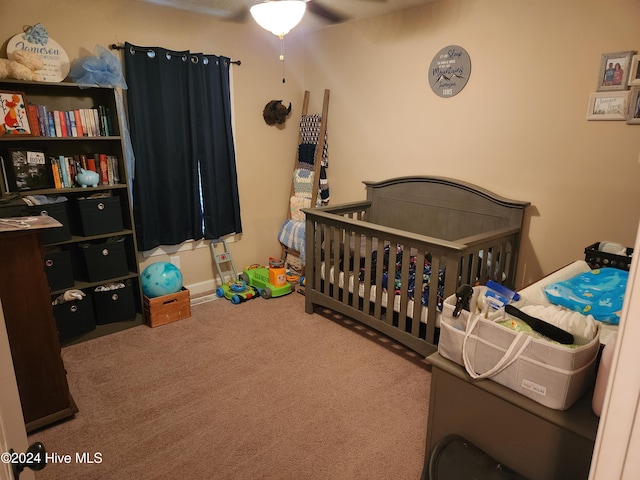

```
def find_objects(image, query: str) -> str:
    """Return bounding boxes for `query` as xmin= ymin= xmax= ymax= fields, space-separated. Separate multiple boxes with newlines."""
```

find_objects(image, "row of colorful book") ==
xmin=27 ymin=103 xmax=114 ymax=138
xmin=51 ymin=153 xmax=120 ymax=189
xmin=1 ymin=149 xmax=121 ymax=193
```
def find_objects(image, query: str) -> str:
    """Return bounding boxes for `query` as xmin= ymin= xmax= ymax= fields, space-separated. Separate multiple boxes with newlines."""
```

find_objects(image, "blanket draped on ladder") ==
xmin=278 ymin=114 xmax=329 ymax=264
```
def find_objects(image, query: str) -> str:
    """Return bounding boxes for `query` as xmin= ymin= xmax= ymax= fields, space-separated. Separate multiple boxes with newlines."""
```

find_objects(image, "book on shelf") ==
xmin=52 ymin=111 xmax=62 ymax=137
xmin=87 ymin=156 xmax=97 ymax=172
xmin=56 ymin=155 xmax=70 ymax=188
xmin=26 ymin=104 xmax=40 ymax=137
xmin=46 ymin=111 xmax=56 ymax=137
xmin=74 ymin=110 xmax=84 ymax=137
xmin=59 ymin=111 xmax=69 ymax=137
xmin=68 ymin=111 xmax=78 ymax=137
xmin=50 ymin=160 xmax=61 ymax=189
xmin=0 ymin=156 xmax=10 ymax=193
xmin=80 ymin=109 xmax=90 ymax=136
xmin=92 ymin=109 xmax=101 ymax=137
xmin=2 ymin=149 xmax=54 ymax=191
xmin=36 ymin=104 xmax=47 ymax=136
xmin=109 ymin=155 xmax=119 ymax=184
xmin=98 ymin=154 xmax=109 ymax=185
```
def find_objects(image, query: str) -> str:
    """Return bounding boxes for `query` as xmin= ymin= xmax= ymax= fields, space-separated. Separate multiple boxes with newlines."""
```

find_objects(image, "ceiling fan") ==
xmin=239 ymin=0 xmax=388 ymax=26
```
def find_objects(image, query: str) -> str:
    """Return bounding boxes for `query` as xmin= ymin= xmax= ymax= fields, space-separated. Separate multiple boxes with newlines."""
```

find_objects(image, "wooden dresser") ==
xmin=0 ymin=219 xmax=76 ymax=432
xmin=422 ymin=353 xmax=599 ymax=480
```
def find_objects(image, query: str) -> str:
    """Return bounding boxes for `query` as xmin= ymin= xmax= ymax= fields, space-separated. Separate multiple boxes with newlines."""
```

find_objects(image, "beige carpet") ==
xmin=29 ymin=291 xmax=431 ymax=479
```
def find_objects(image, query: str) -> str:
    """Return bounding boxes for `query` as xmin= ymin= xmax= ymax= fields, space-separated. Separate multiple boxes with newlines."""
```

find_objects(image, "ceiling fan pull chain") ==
xmin=280 ymin=35 xmax=286 ymax=83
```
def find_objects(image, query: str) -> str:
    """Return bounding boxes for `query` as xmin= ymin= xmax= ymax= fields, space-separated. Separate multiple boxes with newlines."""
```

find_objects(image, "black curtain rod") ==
xmin=109 ymin=43 xmax=241 ymax=65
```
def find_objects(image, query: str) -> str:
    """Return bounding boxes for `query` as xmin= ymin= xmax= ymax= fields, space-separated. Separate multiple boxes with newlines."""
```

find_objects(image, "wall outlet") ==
xmin=170 ymin=255 xmax=181 ymax=269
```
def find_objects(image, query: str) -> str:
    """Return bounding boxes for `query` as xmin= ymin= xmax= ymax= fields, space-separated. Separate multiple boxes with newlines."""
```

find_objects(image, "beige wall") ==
xmin=2 ymin=0 xmax=639 ymax=292
xmin=302 ymin=0 xmax=640 ymax=287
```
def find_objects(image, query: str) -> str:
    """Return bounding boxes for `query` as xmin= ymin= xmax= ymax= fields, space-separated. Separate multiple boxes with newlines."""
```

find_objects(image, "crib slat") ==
xmin=373 ymin=238 xmax=384 ymax=320
xmin=491 ymin=244 xmax=502 ymax=281
xmin=341 ymin=228 xmax=352 ymax=308
xmin=321 ymin=223 xmax=331 ymax=296
xmin=332 ymin=227 xmax=341 ymax=301
xmin=396 ymin=244 xmax=412 ymax=333
xmin=383 ymin=242 xmax=396 ymax=326
xmin=362 ymin=235 xmax=373 ymax=315
xmin=350 ymin=231 xmax=361 ymax=310
xmin=411 ymin=250 xmax=426 ymax=338
xmin=312 ymin=218 xmax=322 ymax=293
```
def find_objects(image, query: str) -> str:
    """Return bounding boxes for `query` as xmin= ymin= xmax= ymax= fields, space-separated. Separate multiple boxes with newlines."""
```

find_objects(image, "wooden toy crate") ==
xmin=145 ymin=287 xmax=191 ymax=327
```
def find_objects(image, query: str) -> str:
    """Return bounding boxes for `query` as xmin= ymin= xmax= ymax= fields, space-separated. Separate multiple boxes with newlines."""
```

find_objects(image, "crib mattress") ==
xmin=320 ymin=262 xmax=441 ymax=326
xmin=319 ymin=259 xmax=620 ymax=342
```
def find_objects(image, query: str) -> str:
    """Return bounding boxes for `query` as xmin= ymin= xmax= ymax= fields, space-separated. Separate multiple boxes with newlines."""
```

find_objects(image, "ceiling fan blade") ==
xmin=306 ymin=1 xmax=349 ymax=24
xmin=229 ymin=6 xmax=250 ymax=22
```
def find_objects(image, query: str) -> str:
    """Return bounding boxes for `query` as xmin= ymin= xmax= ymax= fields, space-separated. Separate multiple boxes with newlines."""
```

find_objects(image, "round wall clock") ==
xmin=428 ymin=45 xmax=471 ymax=98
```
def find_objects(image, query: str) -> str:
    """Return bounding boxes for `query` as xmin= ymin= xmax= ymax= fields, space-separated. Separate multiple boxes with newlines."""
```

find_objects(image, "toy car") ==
xmin=239 ymin=265 xmax=293 ymax=299
xmin=215 ymin=280 xmax=259 ymax=304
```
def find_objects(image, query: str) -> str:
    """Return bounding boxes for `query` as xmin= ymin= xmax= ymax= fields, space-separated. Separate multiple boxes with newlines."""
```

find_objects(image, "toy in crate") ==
xmin=239 ymin=258 xmax=294 ymax=299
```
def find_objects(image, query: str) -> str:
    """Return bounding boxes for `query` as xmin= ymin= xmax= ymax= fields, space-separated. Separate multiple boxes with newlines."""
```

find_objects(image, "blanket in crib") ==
xmin=357 ymin=244 xmax=445 ymax=310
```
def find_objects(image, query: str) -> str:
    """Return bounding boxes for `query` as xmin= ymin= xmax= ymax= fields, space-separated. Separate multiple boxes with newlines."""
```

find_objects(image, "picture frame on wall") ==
xmin=597 ymin=51 xmax=636 ymax=91
xmin=0 ymin=91 xmax=32 ymax=136
xmin=628 ymin=55 xmax=640 ymax=87
xmin=586 ymin=91 xmax=630 ymax=121
xmin=627 ymin=87 xmax=640 ymax=125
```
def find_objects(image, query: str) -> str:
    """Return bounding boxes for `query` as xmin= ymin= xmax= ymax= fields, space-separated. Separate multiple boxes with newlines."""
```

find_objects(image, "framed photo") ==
xmin=0 ymin=91 xmax=32 ymax=135
xmin=586 ymin=91 xmax=630 ymax=121
xmin=628 ymin=55 xmax=640 ymax=87
xmin=627 ymin=87 xmax=640 ymax=125
xmin=2 ymin=149 xmax=54 ymax=191
xmin=597 ymin=51 xmax=636 ymax=91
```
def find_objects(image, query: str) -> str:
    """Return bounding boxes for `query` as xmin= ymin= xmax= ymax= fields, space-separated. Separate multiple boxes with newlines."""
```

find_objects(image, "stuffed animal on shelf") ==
xmin=52 ymin=289 xmax=86 ymax=305
xmin=0 ymin=50 xmax=44 ymax=81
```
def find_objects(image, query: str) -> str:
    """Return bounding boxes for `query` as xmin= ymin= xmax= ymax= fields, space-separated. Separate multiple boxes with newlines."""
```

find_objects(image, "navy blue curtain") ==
xmin=124 ymin=42 xmax=242 ymax=251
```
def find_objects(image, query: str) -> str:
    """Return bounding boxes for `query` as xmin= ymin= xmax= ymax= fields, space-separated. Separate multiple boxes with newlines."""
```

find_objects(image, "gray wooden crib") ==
xmin=302 ymin=176 xmax=530 ymax=357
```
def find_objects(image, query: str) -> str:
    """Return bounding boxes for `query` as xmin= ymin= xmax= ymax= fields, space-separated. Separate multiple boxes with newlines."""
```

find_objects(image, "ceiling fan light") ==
xmin=250 ymin=1 xmax=307 ymax=37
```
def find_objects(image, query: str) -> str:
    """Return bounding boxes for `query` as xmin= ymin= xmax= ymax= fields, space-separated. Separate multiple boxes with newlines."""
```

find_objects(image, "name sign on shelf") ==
xmin=6 ymin=23 xmax=70 ymax=83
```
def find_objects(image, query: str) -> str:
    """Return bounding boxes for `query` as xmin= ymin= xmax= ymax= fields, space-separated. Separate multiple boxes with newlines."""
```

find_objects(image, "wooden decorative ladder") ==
xmin=280 ymin=89 xmax=330 ymax=266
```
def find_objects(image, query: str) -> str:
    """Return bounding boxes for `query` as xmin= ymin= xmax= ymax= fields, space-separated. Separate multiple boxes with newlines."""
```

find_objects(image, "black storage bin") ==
xmin=92 ymin=280 xmax=137 ymax=324
xmin=0 ymin=195 xmax=28 ymax=218
xmin=43 ymin=249 xmax=74 ymax=291
xmin=584 ymin=242 xmax=633 ymax=271
xmin=79 ymin=238 xmax=129 ymax=282
xmin=28 ymin=200 xmax=71 ymax=244
xmin=53 ymin=295 xmax=96 ymax=343
xmin=73 ymin=196 xmax=123 ymax=236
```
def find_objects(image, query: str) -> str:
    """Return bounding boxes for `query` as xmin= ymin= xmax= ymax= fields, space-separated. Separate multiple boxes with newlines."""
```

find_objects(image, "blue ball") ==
xmin=141 ymin=262 xmax=183 ymax=298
